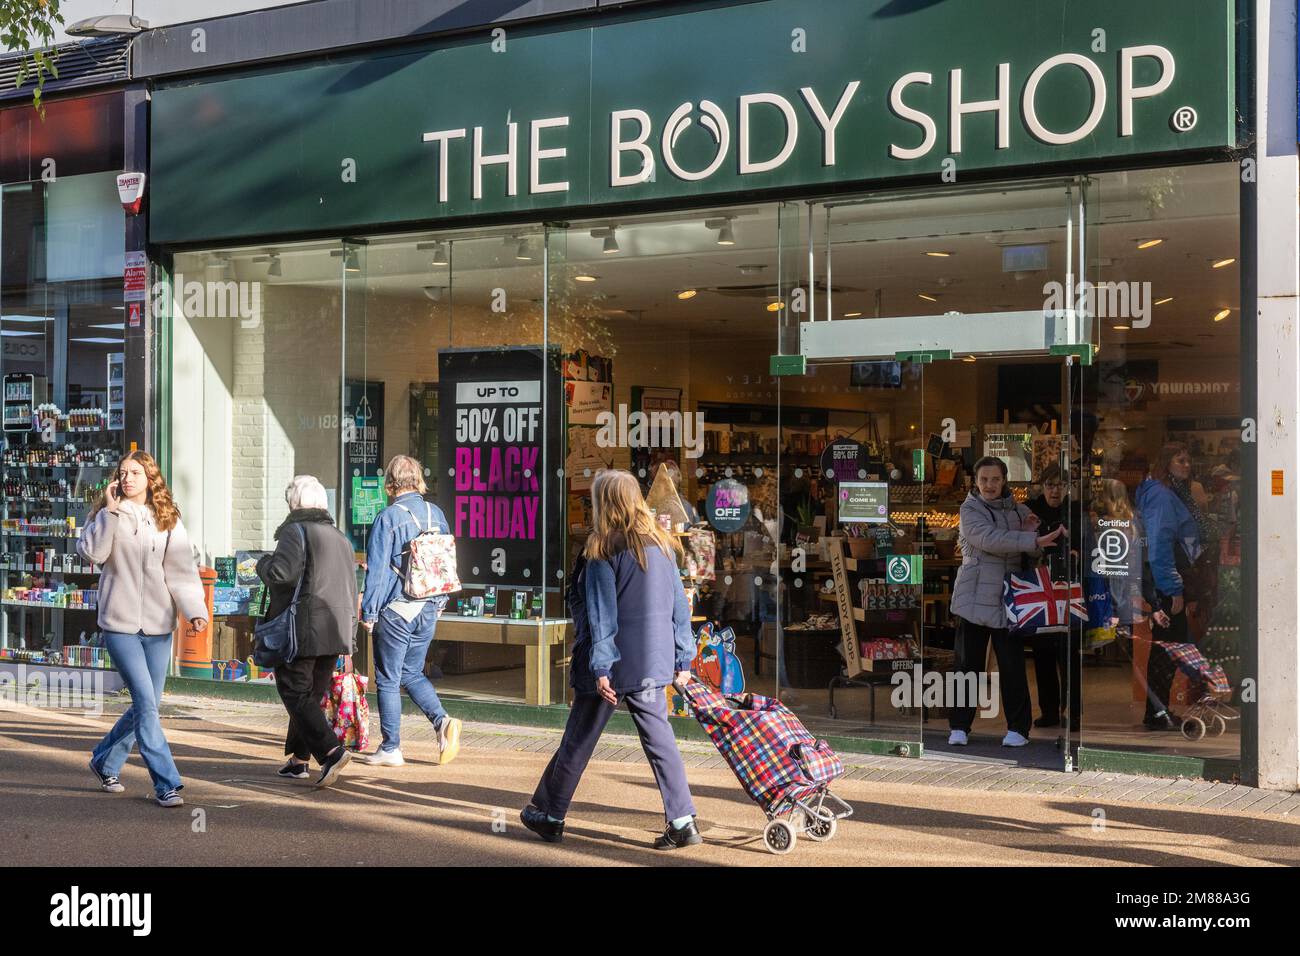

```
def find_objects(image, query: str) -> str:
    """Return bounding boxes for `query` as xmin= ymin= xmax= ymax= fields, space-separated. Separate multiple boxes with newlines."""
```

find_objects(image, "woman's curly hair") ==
xmin=90 ymin=451 xmax=181 ymax=532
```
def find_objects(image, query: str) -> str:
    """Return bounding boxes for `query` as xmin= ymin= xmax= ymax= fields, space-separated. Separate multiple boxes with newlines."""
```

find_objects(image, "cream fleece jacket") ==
xmin=77 ymin=500 xmax=208 ymax=635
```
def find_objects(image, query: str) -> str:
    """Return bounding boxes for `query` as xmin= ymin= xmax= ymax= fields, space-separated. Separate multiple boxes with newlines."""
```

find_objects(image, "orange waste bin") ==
xmin=177 ymin=566 xmax=217 ymax=678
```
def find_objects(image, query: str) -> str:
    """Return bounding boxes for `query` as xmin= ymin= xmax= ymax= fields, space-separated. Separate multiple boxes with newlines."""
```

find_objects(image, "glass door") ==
xmin=778 ymin=178 xmax=1096 ymax=766
xmin=778 ymin=355 xmax=927 ymax=755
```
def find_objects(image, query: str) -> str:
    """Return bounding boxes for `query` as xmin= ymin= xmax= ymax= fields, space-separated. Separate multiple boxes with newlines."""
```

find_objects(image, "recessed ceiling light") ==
xmin=1213 ymin=308 xmax=1232 ymax=322
xmin=1136 ymin=238 xmax=1164 ymax=250
xmin=1155 ymin=297 xmax=1174 ymax=305
xmin=1212 ymin=257 xmax=1236 ymax=269
xmin=924 ymin=251 xmax=952 ymax=258
xmin=843 ymin=311 xmax=863 ymax=318
xmin=515 ymin=239 xmax=533 ymax=261
xmin=918 ymin=293 xmax=938 ymax=302
xmin=1113 ymin=324 xmax=1131 ymax=331
xmin=963 ymin=355 xmax=977 ymax=363
xmin=766 ymin=300 xmax=785 ymax=312
xmin=677 ymin=289 xmax=698 ymax=300
xmin=575 ymin=274 xmax=598 ymax=283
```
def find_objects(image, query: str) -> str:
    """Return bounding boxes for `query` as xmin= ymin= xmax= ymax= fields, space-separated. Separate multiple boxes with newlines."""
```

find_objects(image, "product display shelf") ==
xmin=2 ymin=431 xmax=118 ymax=666
xmin=1 ymin=599 xmax=97 ymax=610
xmin=0 ymin=529 xmax=82 ymax=539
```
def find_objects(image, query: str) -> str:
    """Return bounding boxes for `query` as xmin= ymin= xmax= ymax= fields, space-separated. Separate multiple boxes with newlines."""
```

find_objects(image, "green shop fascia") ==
xmin=145 ymin=0 xmax=1245 ymax=759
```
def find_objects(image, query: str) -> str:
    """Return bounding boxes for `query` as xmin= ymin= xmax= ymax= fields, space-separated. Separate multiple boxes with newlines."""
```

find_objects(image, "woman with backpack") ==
xmin=520 ymin=469 xmax=701 ymax=851
xmin=82 ymin=451 xmax=208 ymax=808
xmin=360 ymin=454 xmax=462 ymax=766
xmin=256 ymin=476 xmax=360 ymax=788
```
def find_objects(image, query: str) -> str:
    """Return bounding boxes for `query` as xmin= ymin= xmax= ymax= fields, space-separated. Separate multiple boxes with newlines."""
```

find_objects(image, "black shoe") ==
xmin=520 ymin=805 xmax=564 ymax=843
xmin=1144 ymin=712 xmax=1178 ymax=731
xmin=277 ymin=759 xmax=311 ymax=779
xmin=1033 ymin=715 xmax=1062 ymax=728
xmin=315 ymin=747 xmax=352 ymax=788
xmin=653 ymin=819 xmax=703 ymax=850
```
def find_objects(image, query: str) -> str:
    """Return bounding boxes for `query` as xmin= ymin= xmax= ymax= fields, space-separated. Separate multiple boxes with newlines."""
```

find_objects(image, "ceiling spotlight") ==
xmin=705 ymin=217 xmax=736 ymax=246
xmin=924 ymin=251 xmax=952 ymax=258
xmin=343 ymin=249 xmax=361 ymax=273
xmin=1211 ymin=257 xmax=1237 ymax=269
xmin=267 ymin=254 xmax=282 ymax=278
xmin=416 ymin=240 xmax=450 ymax=267
xmin=1155 ymin=297 xmax=1173 ymax=305
xmin=843 ymin=311 xmax=863 ymax=318
xmin=591 ymin=226 xmax=620 ymax=254
xmin=677 ymin=289 xmax=698 ymax=300
xmin=766 ymin=300 xmax=785 ymax=312
xmin=1136 ymin=238 xmax=1164 ymax=250
xmin=575 ymin=274 xmax=598 ymax=283
xmin=963 ymin=355 xmax=977 ymax=363
xmin=423 ymin=286 xmax=447 ymax=302
xmin=1113 ymin=324 xmax=1131 ymax=331
xmin=1213 ymin=308 xmax=1231 ymax=322
xmin=515 ymin=239 xmax=534 ymax=261
xmin=918 ymin=293 xmax=938 ymax=303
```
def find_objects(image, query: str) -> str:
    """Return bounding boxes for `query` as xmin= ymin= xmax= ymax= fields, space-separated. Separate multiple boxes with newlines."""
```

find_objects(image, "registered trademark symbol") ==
xmin=1170 ymin=106 xmax=1198 ymax=133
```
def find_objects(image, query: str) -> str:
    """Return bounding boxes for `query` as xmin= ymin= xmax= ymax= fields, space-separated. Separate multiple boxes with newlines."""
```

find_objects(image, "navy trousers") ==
xmin=531 ymin=688 xmax=696 ymax=823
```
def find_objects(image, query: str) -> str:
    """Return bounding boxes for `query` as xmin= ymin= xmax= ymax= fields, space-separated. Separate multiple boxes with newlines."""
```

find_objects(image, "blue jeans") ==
xmin=91 ymin=631 xmax=182 ymax=798
xmin=374 ymin=602 xmax=446 ymax=751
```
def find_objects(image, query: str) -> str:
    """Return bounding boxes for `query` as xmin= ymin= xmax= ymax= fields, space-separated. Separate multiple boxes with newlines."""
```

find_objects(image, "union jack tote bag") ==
xmin=1003 ymin=565 xmax=1088 ymax=636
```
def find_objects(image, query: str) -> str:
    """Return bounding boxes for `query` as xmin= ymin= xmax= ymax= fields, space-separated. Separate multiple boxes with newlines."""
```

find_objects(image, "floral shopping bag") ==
xmin=322 ymin=657 xmax=371 ymax=752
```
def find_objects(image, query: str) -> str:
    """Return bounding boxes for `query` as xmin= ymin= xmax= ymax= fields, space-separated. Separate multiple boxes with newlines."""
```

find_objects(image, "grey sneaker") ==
xmin=156 ymin=788 xmax=184 ymax=808
xmin=90 ymin=758 xmax=124 ymax=793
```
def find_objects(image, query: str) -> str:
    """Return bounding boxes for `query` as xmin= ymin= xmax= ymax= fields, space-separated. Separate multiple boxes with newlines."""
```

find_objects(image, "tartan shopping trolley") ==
xmin=679 ymin=680 xmax=853 ymax=855
xmin=1153 ymin=641 xmax=1239 ymax=741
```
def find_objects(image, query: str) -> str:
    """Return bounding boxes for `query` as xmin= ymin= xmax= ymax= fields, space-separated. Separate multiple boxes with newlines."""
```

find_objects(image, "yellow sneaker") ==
xmin=437 ymin=717 xmax=462 ymax=765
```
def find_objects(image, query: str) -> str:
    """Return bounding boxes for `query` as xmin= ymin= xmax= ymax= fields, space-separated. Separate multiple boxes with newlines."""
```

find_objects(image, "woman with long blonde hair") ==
xmin=522 ymin=469 xmax=701 ymax=850
xmin=81 ymin=451 xmax=208 ymax=807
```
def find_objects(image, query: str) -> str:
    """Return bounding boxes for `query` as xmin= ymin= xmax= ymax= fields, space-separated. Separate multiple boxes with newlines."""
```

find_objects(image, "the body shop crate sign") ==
xmin=438 ymin=347 xmax=562 ymax=588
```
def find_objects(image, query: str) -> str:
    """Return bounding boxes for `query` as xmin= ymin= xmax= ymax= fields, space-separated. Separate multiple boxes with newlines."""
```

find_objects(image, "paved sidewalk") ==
xmin=130 ymin=692 xmax=1300 ymax=817
xmin=4 ymin=696 xmax=1299 ymax=867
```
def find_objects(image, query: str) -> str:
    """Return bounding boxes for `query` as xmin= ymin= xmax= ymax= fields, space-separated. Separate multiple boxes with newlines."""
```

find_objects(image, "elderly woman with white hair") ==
xmin=256 ymin=475 xmax=360 ymax=787
xmin=359 ymin=454 xmax=462 ymax=767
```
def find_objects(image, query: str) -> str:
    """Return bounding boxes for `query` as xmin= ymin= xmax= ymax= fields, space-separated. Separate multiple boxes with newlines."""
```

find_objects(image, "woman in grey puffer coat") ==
xmin=947 ymin=456 xmax=1064 ymax=748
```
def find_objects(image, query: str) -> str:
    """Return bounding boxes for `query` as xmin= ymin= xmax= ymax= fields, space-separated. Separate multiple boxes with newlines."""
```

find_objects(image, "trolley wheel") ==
xmin=763 ymin=819 xmax=797 ymax=855
xmin=804 ymin=808 xmax=838 ymax=842
xmin=1181 ymin=716 xmax=1206 ymax=741
xmin=1210 ymin=714 xmax=1228 ymax=737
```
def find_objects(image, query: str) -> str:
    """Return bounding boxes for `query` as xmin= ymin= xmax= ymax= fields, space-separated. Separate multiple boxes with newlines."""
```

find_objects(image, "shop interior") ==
xmin=1 ymin=171 xmax=129 ymax=677
xmin=166 ymin=161 xmax=1243 ymax=771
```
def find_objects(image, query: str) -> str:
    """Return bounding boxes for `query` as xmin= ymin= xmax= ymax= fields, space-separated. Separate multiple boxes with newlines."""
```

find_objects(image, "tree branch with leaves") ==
xmin=2 ymin=0 xmax=65 ymax=112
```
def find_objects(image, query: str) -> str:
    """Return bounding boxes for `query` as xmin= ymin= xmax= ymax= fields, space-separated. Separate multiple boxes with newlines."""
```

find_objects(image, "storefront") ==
xmin=0 ymin=53 xmax=147 ymax=694
xmin=141 ymin=0 xmax=1253 ymax=779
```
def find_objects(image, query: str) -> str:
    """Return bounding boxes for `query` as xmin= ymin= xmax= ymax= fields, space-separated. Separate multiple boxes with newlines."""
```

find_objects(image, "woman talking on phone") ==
xmin=81 ymin=451 xmax=209 ymax=807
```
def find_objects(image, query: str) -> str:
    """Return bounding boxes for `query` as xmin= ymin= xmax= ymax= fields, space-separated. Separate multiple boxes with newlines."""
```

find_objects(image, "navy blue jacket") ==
xmin=568 ymin=543 xmax=695 ymax=696
xmin=361 ymin=492 xmax=451 ymax=624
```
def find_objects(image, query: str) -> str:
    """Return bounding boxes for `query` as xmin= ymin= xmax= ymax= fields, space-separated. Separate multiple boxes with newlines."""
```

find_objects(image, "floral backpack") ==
xmin=393 ymin=502 xmax=461 ymax=599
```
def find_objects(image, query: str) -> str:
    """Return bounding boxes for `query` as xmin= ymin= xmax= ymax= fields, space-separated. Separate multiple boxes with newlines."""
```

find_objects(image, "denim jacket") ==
xmin=361 ymin=492 xmax=451 ymax=624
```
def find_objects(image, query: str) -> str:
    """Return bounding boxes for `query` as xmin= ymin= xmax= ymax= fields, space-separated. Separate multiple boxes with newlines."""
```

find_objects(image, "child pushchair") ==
xmin=1153 ymin=641 xmax=1239 ymax=741
xmin=679 ymin=680 xmax=853 ymax=855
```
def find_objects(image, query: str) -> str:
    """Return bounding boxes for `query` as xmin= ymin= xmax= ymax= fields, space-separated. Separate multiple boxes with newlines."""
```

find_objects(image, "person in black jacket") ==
xmin=1026 ymin=463 xmax=1084 ymax=729
xmin=256 ymin=476 xmax=360 ymax=788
